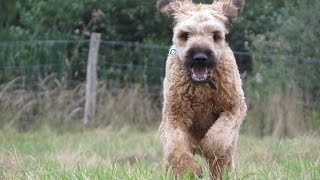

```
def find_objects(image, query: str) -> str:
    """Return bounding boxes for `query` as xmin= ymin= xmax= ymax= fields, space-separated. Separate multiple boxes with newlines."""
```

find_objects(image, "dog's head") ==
xmin=157 ymin=0 xmax=244 ymax=83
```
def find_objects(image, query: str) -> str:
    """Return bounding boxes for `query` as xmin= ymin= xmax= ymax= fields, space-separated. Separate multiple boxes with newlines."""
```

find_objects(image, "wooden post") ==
xmin=84 ymin=33 xmax=101 ymax=124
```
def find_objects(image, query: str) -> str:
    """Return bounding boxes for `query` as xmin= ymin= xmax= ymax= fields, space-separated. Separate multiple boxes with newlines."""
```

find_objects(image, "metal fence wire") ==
xmin=0 ymin=40 xmax=169 ymax=90
xmin=0 ymin=40 xmax=319 ymax=91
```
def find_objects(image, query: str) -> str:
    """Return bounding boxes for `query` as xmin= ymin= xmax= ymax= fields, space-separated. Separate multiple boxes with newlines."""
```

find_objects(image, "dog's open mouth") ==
xmin=190 ymin=65 xmax=208 ymax=82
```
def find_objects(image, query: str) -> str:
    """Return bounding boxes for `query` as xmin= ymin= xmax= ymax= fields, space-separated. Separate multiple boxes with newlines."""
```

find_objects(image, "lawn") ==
xmin=0 ymin=127 xmax=319 ymax=179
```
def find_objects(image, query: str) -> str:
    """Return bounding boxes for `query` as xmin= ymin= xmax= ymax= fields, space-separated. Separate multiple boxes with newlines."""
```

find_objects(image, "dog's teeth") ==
xmin=192 ymin=76 xmax=207 ymax=81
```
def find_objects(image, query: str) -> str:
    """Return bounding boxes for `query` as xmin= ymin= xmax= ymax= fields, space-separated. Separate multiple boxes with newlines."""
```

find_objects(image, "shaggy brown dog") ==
xmin=157 ymin=0 xmax=247 ymax=179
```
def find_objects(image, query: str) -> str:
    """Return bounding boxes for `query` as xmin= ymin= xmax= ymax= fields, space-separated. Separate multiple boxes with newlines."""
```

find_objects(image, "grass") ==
xmin=0 ymin=127 xmax=319 ymax=179
xmin=0 ymin=80 xmax=160 ymax=131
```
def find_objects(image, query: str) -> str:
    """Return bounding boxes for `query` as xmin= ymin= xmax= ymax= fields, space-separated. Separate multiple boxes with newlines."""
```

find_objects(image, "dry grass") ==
xmin=244 ymin=79 xmax=320 ymax=137
xmin=0 ymin=77 xmax=160 ymax=131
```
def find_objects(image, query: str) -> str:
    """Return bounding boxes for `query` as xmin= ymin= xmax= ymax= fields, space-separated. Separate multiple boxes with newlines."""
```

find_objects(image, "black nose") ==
xmin=192 ymin=53 xmax=208 ymax=62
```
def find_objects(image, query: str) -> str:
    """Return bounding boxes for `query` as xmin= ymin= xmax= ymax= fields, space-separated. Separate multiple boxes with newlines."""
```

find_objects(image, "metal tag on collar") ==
xmin=169 ymin=47 xmax=178 ymax=57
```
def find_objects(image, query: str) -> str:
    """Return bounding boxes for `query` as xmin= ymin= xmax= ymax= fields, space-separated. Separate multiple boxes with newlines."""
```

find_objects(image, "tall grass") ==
xmin=0 ymin=76 xmax=160 ymax=132
xmin=244 ymin=80 xmax=305 ymax=137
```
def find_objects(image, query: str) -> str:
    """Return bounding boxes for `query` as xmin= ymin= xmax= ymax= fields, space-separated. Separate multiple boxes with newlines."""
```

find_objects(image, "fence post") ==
xmin=84 ymin=33 xmax=101 ymax=125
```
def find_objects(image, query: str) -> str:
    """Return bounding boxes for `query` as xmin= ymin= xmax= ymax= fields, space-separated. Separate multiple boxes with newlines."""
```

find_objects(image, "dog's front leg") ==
xmin=160 ymin=121 xmax=202 ymax=178
xmin=200 ymin=103 xmax=247 ymax=179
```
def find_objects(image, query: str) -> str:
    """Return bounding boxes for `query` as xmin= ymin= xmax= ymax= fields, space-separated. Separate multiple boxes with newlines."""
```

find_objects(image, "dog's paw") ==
xmin=165 ymin=152 xmax=202 ymax=178
xmin=179 ymin=155 xmax=202 ymax=178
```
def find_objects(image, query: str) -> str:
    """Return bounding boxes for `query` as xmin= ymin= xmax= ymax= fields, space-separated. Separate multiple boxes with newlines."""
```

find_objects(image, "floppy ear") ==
xmin=213 ymin=0 xmax=245 ymax=25
xmin=156 ymin=0 xmax=192 ymax=16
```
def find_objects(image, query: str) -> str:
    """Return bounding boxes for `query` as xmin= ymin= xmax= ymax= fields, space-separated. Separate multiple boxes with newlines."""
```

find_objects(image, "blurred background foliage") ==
xmin=0 ymin=0 xmax=319 ymax=136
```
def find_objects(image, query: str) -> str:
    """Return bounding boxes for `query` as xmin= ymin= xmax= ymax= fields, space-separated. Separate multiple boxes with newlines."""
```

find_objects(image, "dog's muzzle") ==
xmin=185 ymin=51 xmax=218 ymax=90
xmin=190 ymin=52 xmax=210 ymax=82
xmin=169 ymin=47 xmax=217 ymax=90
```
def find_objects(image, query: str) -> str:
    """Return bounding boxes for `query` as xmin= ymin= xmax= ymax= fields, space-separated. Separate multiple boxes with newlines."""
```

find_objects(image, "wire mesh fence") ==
xmin=1 ymin=39 xmax=320 ymax=104
xmin=0 ymin=40 xmax=255 ymax=90
xmin=1 ymin=39 xmax=319 ymax=107
xmin=0 ymin=40 xmax=170 ymax=92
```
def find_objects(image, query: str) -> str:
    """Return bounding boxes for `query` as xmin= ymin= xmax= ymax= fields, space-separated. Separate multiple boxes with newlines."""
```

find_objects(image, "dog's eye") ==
xmin=179 ymin=32 xmax=189 ymax=41
xmin=212 ymin=32 xmax=222 ymax=42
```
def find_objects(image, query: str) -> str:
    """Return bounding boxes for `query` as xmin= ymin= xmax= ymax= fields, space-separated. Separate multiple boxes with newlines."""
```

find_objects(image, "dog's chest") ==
xmin=183 ymin=87 xmax=222 ymax=139
xmin=189 ymin=109 xmax=220 ymax=140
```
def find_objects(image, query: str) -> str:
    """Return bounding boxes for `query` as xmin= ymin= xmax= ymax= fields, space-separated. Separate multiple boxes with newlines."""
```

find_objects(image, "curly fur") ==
xmin=157 ymin=0 xmax=247 ymax=179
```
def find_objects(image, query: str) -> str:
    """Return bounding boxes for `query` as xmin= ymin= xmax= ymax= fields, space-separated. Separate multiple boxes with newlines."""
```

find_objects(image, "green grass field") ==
xmin=0 ymin=127 xmax=319 ymax=179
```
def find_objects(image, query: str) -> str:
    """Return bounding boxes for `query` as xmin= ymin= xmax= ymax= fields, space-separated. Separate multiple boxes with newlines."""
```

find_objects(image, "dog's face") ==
xmin=157 ymin=0 xmax=244 ymax=83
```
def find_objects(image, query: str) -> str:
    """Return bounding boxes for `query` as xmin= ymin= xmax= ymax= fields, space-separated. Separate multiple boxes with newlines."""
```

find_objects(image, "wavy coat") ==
xmin=158 ymin=0 xmax=247 ymax=178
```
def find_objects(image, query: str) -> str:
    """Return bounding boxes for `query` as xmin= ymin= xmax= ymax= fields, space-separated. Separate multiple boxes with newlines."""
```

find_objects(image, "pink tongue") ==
xmin=192 ymin=66 xmax=207 ymax=78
